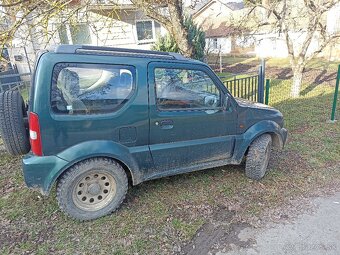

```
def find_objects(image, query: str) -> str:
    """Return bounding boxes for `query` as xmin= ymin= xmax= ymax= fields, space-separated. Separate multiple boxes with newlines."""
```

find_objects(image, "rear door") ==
xmin=148 ymin=62 xmax=237 ymax=172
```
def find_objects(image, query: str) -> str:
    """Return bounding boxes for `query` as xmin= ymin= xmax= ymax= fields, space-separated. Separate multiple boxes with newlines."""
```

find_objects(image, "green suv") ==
xmin=0 ymin=45 xmax=287 ymax=220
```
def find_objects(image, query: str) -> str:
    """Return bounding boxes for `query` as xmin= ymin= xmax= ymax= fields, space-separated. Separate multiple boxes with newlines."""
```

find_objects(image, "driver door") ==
xmin=148 ymin=62 xmax=237 ymax=172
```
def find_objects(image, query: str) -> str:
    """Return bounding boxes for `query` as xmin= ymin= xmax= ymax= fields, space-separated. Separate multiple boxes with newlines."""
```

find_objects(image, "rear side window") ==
xmin=51 ymin=63 xmax=135 ymax=114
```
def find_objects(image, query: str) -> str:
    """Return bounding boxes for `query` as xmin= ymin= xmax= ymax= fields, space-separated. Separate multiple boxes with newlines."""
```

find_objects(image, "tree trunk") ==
xmin=170 ymin=26 xmax=194 ymax=57
xmin=167 ymin=3 xmax=194 ymax=58
xmin=291 ymin=64 xmax=305 ymax=98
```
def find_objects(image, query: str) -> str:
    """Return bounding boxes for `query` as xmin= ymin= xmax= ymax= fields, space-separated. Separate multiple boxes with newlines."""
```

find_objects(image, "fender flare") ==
xmin=232 ymin=120 xmax=285 ymax=163
xmin=44 ymin=140 xmax=143 ymax=194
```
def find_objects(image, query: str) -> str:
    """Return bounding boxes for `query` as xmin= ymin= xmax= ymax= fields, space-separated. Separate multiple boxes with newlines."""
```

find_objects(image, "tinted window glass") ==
xmin=155 ymin=68 xmax=221 ymax=110
xmin=51 ymin=64 xmax=135 ymax=114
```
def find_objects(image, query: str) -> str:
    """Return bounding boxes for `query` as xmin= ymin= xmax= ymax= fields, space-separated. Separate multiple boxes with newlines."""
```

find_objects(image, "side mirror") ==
xmin=224 ymin=95 xmax=231 ymax=111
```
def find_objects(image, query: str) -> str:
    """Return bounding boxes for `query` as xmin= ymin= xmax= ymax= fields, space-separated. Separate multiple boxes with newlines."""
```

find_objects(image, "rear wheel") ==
xmin=57 ymin=158 xmax=128 ymax=221
xmin=0 ymin=90 xmax=30 ymax=155
xmin=245 ymin=134 xmax=272 ymax=180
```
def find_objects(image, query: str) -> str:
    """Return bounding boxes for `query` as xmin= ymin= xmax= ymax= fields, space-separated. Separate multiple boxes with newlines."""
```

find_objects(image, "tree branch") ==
xmin=0 ymin=0 xmax=30 ymax=7
xmin=130 ymin=0 xmax=171 ymax=28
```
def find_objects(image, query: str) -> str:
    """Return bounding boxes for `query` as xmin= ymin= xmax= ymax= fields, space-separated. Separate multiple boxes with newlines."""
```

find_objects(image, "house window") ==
xmin=213 ymin=38 xmax=218 ymax=49
xmin=57 ymin=23 xmax=92 ymax=44
xmin=136 ymin=20 xmax=154 ymax=42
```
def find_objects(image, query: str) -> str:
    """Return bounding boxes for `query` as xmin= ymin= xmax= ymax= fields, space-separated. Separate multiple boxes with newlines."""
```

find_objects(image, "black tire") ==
xmin=0 ymin=90 xmax=30 ymax=155
xmin=57 ymin=158 xmax=128 ymax=221
xmin=245 ymin=134 xmax=272 ymax=180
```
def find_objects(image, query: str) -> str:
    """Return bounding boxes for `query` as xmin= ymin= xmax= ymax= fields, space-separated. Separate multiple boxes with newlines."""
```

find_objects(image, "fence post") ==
xmin=258 ymin=64 xmax=262 ymax=102
xmin=258 ymin=59 xmax=265 ymax=103
xmin=219 ymin=50 xmax=223 ymax=73
xmin=265 ymin=79 xmax=270 ymax=105
xmin=330 ymin=64 xmax=340 ymax=122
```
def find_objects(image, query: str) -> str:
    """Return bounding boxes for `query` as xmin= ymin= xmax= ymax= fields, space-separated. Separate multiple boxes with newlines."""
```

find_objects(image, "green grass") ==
xmin=1 ymin=60 xmax=339 ymax=254
xmin=207 ymin=55 xmax=253 ymax=66
xmin=269 ymin=80 xmax=340 ymax=166
xmin=266 ymin=57 xmax=339 ymax=71
xmin=209 ymin=55 xmax=339 ymax=72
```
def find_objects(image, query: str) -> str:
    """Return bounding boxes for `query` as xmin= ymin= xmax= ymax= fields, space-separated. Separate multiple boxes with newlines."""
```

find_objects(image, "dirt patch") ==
xmin=210 ymin=223 xmax=255 ymax=253
xmin=269 ymin=149 xmax=310 ymax=173
xmin=182 ymin=223 xmax=227 ymax=255
xmin=182 ymin=213 xmax=254 ymax=255
xmin=181 ymin=207 xmax=237 ymax=255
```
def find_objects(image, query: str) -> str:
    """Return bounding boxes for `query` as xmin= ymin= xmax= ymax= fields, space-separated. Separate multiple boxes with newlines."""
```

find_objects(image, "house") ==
xmin=8 ymin=0 xmax=170 ymax=74
xmin=12 ymin=1 xmax=169 ymax=50
xmin=193 ymin=0 xmax=340 ymax=59
xmin=193 ymin=0 xmax=249 ymax=54
xmin=9 ymin=0 xmax=217 ymax=74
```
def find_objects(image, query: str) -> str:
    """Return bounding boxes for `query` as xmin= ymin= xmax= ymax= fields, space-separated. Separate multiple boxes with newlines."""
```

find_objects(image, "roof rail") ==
xmin=54 ymin=45 xmax=188 ymax=60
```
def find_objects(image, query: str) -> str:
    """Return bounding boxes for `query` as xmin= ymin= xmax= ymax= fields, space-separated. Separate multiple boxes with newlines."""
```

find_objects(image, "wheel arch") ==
xmin=232 ymin=120 xmax=285 ymax=164
xmin=55 ymin=155 xmax=135 ymax=189
xmin=269 ymin=132 xmax=283 ymax=149
xmin=43 ymin=141 xmax=144 ymax=195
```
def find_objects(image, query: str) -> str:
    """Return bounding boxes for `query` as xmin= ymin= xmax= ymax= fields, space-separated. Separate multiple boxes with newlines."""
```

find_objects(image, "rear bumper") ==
xmin=22 ymin=153 xmax=69 ymax=195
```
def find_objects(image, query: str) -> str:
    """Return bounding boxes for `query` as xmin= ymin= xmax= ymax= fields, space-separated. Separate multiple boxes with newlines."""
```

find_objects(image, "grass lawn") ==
xmin=0 ymin=59 xmax=339 ymax=254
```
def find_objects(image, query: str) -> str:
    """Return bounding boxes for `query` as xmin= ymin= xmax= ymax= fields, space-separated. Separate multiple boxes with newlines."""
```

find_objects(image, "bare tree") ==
xmin=246 ymin=0 xmax=340 ymax=97
xmin=1 ymin=0 xmax=197 ymax=58
xmin=0 ymin=0 xmax=124 ymax=50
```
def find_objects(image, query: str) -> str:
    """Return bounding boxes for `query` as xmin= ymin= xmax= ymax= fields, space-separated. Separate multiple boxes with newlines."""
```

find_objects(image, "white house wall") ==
xmin=255 ymin=32 xmax=321 ymax=58
xmin=52 ymin=11 xmax=161 ymax=50
xmin=326 ymin=2 xmax=340 ymax=34
xmin=206 ymin=37 xmax=232 ymax=54
xmin=9 ymin=9 xmax=166 ymax=72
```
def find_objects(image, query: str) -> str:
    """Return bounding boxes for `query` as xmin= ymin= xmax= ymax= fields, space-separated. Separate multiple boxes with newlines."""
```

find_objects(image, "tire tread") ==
xmin=56 ymin=157 xmax=128 ymax=221
xmin=0 ymin=90 xmax=30 ymax=155
xmin=245 ymin=134 xmax=272 ymax=180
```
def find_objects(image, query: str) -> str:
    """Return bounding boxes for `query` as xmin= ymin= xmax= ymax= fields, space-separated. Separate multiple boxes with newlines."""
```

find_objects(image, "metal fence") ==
xmin=0 ymin=70 xmax=31 ymax=101
xmin=0 ymin=47 xmax=32 ymax=101
xmin=217 ymin=60 xmax=266 ymax=104
xmin=221 ymin=72 xmax=260 ymax=102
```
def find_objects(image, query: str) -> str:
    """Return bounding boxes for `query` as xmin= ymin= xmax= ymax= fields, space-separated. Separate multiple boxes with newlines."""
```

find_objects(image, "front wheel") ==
xmin=57 ymin=158 xmax=128 ymax=221
xmin=245 ymin=134 xmax=272 ymax=180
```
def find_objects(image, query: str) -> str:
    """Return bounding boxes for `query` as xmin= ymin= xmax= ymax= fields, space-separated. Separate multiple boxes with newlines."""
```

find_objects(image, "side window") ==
xmin=51 ymin=64 xmax=135 ymax=115
xmin=155 ymin=68 xmax=221 ymax=110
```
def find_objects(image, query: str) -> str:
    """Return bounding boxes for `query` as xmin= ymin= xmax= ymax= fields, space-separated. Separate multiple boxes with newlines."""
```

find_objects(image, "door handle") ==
xmin=156 ymin=119 xmax=174 ymax=129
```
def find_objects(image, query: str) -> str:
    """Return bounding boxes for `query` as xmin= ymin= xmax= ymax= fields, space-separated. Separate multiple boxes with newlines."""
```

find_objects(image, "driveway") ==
xmin=216 ymin=192 xmax=340 ymax=255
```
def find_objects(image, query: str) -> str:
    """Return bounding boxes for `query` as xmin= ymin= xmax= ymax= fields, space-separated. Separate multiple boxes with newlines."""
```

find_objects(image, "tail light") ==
xmin=29 ymin=112 xmax=43 ymax=156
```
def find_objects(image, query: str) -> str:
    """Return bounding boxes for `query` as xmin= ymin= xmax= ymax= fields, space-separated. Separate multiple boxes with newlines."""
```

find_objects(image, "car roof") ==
xmin=50 ymin=44 xmax=203 ymax=64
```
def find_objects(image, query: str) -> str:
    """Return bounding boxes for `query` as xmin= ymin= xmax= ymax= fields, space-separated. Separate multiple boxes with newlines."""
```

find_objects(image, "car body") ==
xmin=0 ymin=45 xmax=287 ymax=220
